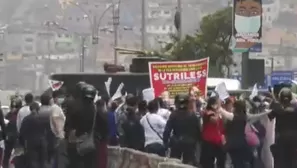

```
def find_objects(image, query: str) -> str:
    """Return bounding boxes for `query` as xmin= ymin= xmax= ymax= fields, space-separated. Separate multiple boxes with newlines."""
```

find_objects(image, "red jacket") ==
xmin=202 ymin=110 xmax=225 ymax=145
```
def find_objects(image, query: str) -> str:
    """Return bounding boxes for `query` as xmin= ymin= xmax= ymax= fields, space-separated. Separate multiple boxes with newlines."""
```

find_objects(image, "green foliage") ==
xmin=164 ymin=7 xmax=233 ymax=77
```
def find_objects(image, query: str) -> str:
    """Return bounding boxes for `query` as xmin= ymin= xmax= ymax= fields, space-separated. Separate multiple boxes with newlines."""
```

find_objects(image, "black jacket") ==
xmin=122 ymin=118 xmax=145 ymax=151
xmin=163 ymin=110 xmax=201 ymax=147
xmin=0 ymin=109 xmax=6 ymax=140
xmin=64 ymin=101 xmax=108 ymax=143
xmin=269 ymin=101 xmax=297 ymax=143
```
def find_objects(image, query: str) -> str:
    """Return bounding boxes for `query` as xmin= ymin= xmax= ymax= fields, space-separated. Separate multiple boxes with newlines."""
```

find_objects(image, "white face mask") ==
xmin=235 ymin=15 xmax=261 ymax=34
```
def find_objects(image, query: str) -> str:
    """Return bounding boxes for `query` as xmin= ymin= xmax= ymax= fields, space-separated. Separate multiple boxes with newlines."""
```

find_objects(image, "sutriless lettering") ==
xmin=153 ymin=70 xmax=207 ymax=81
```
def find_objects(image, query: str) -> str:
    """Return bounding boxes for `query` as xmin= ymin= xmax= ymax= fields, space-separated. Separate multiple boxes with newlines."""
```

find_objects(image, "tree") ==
xmin=165 ymin=7 xmax=233 ymax=77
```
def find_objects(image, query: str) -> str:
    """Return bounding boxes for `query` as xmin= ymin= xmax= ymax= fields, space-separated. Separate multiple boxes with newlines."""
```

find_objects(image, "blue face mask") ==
xmin=235 ymin=15 xmax=261 ymax=34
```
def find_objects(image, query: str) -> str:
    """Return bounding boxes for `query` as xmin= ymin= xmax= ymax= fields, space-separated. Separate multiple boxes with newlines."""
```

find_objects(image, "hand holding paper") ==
xmin=105 ymin=77 xmax=112 ymax=96
xmin=142 ymin=88 xmax=155 ymax=102
xmin=111 ymin=83 xmax=124 ymax=101
xmin=214 ymin=82 xmax=229 ymax=101
xmin=249 ymin=83 xmax=258 ymax=100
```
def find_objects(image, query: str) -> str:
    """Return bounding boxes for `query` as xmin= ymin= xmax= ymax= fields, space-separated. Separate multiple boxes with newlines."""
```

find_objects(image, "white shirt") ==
xmin=50 ymin=104 xmax=66 ymax=139
xmin=140 ymin=113 xmax=166 ymax=147
xmin=16 ymin=106 xmax=31 ymax=133
xmin=157 ymin=108 xmax=171 ymax=121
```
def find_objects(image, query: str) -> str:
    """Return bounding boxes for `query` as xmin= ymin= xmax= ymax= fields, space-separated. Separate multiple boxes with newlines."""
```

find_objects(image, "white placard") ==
xmin=111 ymin=83 xmax=124 ymax=101
xmin=105 ymin=77 xmax=112 ymax=96
xmin=249 ymin=83 xmax=258 ymax=100
xmin=142 ymin=88 xmax=155 ymax=102
xmin=215 ymin=82 xmax=229 ymax=101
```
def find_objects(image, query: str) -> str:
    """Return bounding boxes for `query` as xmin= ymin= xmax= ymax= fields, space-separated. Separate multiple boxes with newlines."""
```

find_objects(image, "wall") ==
xmin=107 ymin=146 xmax=196 ymax=168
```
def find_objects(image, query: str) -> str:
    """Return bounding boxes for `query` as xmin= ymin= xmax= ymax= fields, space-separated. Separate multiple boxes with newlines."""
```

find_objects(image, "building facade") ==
xmin=262 ymin=0 xmax=280 ymax=28
xmin=146 ymin=1 xmax=176 ymax=49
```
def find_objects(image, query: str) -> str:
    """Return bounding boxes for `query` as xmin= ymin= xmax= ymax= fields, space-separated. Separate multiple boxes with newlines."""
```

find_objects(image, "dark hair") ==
xmin=155 ymin=97 xmax=165 ymax=108
xmin=126 ymin=96 xmax=138 ymax=107
xmin=126 ymin=107 xmax=136 ymax=119
xmin=138 ymin=100 xmax=147 ymax=111
xmin=95 ymin=99 xmax=106 ymax=112
xmin=29 ymin=102 xmax=40 ymax=113
xmin=11 ymin=98 xmax=22 ymax=109
xmin=147 ymin=100 xmax=159 ymax=113
xmin=233 ymin=0 xmax=262 ymax=38
xmin=224 ymin=97 xmax=233 ymax=105
xmin=206 ymin=96 xmax=219 ymax=111
xmin=110 ymin=102 xmax=118 ymax=111
xmin=24 ymin=93 xmax=34 ymax=104
xmin=40 ymin=93 xmax=52 ymax=106
xmin=252 ymin=96 xmax=262 ymax=102
xmin=233 ymin=100 xmax=247 ymax=115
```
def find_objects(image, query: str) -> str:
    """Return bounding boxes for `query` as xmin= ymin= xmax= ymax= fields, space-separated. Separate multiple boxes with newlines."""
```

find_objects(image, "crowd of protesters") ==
xmin=106 ymin=83 xmax=297 ymax=168
xmin=0 ymin=81 xmax=296 ymax=168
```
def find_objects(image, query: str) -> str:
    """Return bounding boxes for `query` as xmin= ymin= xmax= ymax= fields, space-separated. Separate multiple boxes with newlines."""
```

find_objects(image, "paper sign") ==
xmin=210 ymin=91 xmax=216 ymax=97
xmin=48 ymin=80 xmax=64 ymax=91
xmin=249 ymin=83 xmax=258 ymax=100
xmin=105 ymin=77 xmax=112 ymax=96
xmin=142 ymin=88 xmax=155 ymax=102
xmin=93 ymin=91 xmax=101 ymax=103
xmin=149 ymin=58 xmax=209 ymax=98
xmin=111 ymin=83 xmax=124 ymax=101
xmin=215 ymin=82 xmax=229 ymax=101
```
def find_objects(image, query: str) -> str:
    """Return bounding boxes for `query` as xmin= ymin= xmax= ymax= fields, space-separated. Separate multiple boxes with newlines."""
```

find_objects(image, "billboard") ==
xmin=232 ymin=0 xmax=263 ymax=53
xmin=271 ymin=71 xmax=293 ymax=86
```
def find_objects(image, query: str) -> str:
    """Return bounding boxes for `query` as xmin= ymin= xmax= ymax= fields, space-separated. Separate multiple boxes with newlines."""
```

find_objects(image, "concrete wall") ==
xmin=107 ymin=146 xmax=196 ymax=168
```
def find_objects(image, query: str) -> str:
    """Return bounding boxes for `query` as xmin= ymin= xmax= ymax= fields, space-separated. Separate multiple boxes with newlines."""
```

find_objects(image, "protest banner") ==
xmin=232 ymin=0 xmax=263 ymax=53
xmin=149 ymin=58 xmax=209 ymax=98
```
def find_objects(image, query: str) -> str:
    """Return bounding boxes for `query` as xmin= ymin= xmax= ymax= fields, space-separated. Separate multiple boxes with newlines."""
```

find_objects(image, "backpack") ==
xmin=253 ymin=121 xmax=266 ymax=142
xmin=245 ymin=123 xmax=260 ymax=147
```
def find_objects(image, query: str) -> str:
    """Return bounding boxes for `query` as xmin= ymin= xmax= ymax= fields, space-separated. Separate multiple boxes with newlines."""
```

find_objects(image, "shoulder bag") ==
xmin=146 ymin=115 xmax=163 ymax=140
xmin=245 ymin=123 xmax=260 ymax=147
xmin=76 ymin=109 xmax=98 ymax=156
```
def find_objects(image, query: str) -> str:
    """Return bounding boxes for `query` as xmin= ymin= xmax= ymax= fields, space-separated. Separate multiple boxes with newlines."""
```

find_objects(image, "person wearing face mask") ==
xmin=16 ymin=93 xmax=34 ymax=134
xmin=65 ymin=83 xmax=108 ymax=168
xmin=200 ymin=96 xmax=226 ymax=168
xmin=249 ymin=96 xmax=266 ymax=168
xmin=51 ymin=91 xmax=66 ymax=140
xmin=233 ymin=0 xmax=262 ymax=51
xmin=50 ymin=91 xmax=67 ymax=168
xmin=218 ymin=99 xmax=271 ymax=168
xmin=4 ymin=98 xmax=22 ymax=168
xmin=269 ymin=87 xmax=297 ymax=168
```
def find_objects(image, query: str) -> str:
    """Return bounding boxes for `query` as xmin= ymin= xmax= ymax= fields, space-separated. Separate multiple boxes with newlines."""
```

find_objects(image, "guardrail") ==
xmin=107 ymin=146 xmax=196 ymax=168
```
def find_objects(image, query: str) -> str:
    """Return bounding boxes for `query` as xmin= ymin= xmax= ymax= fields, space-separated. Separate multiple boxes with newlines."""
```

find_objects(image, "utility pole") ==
xmin=46 ymin=21 xmax=51 ymax=74
xmin=241 ymin=52 xmax=249 ymax=89
xmin=113 ymin=1 xmax=120 ymax=64
xmin=177 ymin=0 xmax=182 ymax=40
xmin=91 ymin=15 xmax=99 ymax=71
xmin=141 ymin=0 xmax=146 ymax=51
xmin=80 ymin=36 xmax=86 ymax=72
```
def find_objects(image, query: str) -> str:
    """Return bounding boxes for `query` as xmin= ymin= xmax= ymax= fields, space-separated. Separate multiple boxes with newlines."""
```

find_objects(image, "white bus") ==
xmin=207 ymin=78 xmax=241 ymax=91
